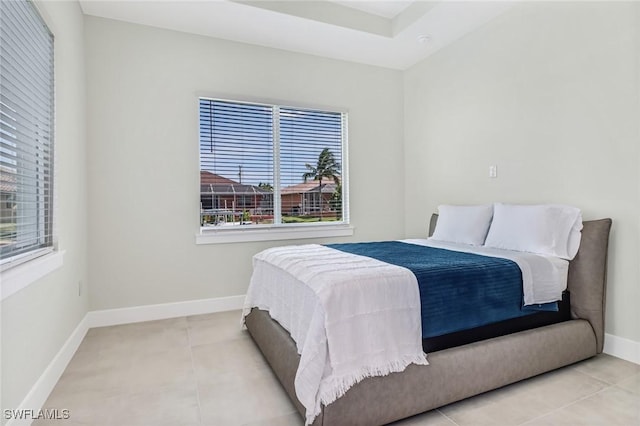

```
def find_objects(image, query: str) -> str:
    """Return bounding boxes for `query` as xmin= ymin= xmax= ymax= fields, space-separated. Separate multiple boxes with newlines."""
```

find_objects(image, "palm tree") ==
xmin=302 ymin=148 xmax=340 ymax=219
xmin=257 ymin=182 xmax=273 ymax=192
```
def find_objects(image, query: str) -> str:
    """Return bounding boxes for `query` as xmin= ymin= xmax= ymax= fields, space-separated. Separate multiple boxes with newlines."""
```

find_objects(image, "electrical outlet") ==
xmin=489 ymin=165 xmax=498 ymax=178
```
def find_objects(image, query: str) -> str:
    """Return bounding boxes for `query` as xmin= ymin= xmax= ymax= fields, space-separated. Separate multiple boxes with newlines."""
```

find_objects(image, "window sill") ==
xmin=1 ymin=250 xmax=65 ymax=301
xmin=195 ymin=224 xmax=354 ymax=244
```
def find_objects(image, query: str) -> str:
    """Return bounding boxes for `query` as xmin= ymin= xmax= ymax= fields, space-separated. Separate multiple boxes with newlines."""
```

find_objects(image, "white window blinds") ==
xmin=199 ymin=98 xmax=347 ymax=228
xmin=0 ymin=0 xmax=54 ymax=264
xmin=279 ymin=107 xmax=343 ymax=221
xmin=199 ymin=99 xmax=274 ymax=188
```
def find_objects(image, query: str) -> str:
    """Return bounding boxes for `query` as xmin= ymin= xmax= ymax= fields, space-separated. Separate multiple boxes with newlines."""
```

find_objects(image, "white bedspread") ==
xmin=242 ymin=244 xmax=428 ymax=425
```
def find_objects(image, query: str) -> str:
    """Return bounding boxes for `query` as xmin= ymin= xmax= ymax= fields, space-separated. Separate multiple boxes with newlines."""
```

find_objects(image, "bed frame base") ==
xmin=246 ymin=309 xmax=595 ymax=426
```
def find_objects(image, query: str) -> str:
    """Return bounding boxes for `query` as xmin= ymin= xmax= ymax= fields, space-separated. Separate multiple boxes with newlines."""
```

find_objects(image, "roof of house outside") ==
xmin=200 ymin=172 xmax=272 ymax=195
xmin=200 ymin=171 xmax=238 ymax=185
xmin=200 ymin=171 xmax=339 ymax=196
xmin=281 ymin=179 xmax=339 ymax=195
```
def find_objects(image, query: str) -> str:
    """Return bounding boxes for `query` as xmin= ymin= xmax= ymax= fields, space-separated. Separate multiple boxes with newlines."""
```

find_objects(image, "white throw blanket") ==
xmin=242 ymin=244 xmax=428 ymax=425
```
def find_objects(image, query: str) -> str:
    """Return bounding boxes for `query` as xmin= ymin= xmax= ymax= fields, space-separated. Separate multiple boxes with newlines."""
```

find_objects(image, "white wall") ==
xmin=84 ymin=17 xmax=404 ymax=310
xmin=404 ymin=2 xmax=640 ymax=342
xmin=1 ymin=0 xmax=88 ymax=417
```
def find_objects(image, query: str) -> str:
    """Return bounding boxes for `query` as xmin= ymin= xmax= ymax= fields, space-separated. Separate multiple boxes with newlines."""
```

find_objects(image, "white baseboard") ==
xmin=86 ymin=294 xmax=245 ymax=328
xmin=6 ymin=315 xmax=89 ymax=426
xmin=603 ymin=333 xmax=640 ymax=365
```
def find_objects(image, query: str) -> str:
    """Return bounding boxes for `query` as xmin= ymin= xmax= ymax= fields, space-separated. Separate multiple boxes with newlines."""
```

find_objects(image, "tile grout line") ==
xmin=436 ymin=408 xmax=461 ymax=425
xmin=573 ymin=366 xmax=638 ymax=387
xmin=186 ymin=317 xmax=205 ymax=426
xmin=517 ymin=382 xmax=615 ymax=426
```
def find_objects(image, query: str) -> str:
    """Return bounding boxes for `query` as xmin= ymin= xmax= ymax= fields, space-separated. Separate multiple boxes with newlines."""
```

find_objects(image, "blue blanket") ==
xmin=326 ymin=241 xmax=550 ymax=338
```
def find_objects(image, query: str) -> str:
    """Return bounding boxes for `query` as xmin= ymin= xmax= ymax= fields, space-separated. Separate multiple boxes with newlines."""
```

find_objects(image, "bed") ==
xmin=244 ymin=213 xmax=612 ymax=426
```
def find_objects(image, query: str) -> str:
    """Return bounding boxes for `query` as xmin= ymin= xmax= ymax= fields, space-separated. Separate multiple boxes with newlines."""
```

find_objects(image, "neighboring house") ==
xmin=281 ymin=179 xmax=339 ymax=217
xmin=200 ymin=171 xmax=273 ymax=223
xmin=200 ymin=171 xmax=340 ymax=223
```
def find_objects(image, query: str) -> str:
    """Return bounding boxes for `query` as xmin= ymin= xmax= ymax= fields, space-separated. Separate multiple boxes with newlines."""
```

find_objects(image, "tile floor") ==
xmin=35 ymin=310 xmax=640 ymax=426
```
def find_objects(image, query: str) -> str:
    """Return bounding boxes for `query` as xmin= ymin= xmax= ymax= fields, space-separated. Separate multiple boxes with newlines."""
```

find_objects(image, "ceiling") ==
xmin=78 ymin=0 xmax=516 ymax=70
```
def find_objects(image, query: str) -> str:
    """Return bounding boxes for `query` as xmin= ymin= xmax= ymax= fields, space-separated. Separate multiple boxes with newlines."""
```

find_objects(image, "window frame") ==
xmin=0 ymin=0 xmax=61 ymax=299
xmin=196 ymin=96 xmax=353 ymax=244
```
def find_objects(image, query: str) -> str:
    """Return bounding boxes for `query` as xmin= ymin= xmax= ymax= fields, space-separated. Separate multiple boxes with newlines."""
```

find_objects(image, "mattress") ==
xmin=422 ymin=291 xmax=571 ymax=352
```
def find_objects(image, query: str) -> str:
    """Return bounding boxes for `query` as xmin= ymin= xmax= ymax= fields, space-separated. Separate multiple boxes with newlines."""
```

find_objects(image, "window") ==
xmin=198 ymin=98 xmax=349 ymax=240
xmin=0 ymin=0 xmax=55 ymax=269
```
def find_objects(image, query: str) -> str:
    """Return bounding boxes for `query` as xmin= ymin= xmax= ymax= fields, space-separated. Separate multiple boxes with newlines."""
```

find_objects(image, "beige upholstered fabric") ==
xmin=247 ymin=309 xmax=594 ymax=426
xmin=566 ymin=219 xmax=612 ymax=353
xmin=244 ymin=310 xmax=311 ymax=421
xmin=428 ymin=214 xmax=438 ymax=238
xmin=317 ymin=321 xmax=595 ymax=426
xmin=245 ymin=217 xmax=612 ymax=426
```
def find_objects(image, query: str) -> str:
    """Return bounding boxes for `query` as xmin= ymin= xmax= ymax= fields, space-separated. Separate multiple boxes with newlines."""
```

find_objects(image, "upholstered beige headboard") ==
xmin=428 ymin=214 xmax=612 ymax=353
xmin=567 ymin=218 xmax=612 ymax=353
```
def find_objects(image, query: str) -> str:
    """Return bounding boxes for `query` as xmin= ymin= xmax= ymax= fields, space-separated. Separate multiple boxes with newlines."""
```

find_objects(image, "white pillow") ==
xmin=565 ymin=209 xmax=583 ymax=259
xmin=429 ymin=204 xmax=494 ymax=246
xmin=483 ymin=203 xmax=582 ymax=260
